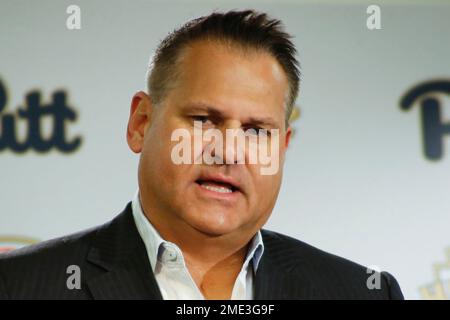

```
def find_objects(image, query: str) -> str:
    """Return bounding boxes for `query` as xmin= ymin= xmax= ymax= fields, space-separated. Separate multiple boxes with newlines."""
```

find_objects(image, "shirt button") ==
xmin=163 ymin=246 xmax=178 ymax=263
xmin=167 ymin=249 xmax=177 ymax=261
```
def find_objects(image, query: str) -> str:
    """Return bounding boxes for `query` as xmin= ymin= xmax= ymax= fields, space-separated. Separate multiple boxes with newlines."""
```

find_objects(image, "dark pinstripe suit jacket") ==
xmin=0 ymin=202 xmax=404 ymax=300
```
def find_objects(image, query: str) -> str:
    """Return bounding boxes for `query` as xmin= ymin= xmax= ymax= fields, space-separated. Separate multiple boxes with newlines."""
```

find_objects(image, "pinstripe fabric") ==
xmin=0 ymin=202 xmax=404 ymax=299
xmin=254 ymin=231 xmax=403 ymax=299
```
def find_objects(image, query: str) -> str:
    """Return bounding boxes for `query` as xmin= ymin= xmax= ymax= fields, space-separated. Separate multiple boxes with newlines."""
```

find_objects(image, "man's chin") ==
xmin=185 ymin=214 xmax=243 ymax=238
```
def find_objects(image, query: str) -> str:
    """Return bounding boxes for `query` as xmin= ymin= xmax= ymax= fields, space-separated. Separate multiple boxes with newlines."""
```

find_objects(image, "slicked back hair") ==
xmin=147 ymin=10 xmax=300 ymax=127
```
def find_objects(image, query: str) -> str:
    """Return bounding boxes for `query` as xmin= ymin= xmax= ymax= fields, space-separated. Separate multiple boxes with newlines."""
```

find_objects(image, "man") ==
xmin=0 ymin=10 xmax=403 ymax=300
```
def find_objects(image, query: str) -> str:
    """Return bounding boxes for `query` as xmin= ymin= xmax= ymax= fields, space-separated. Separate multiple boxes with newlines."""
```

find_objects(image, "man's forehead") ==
xmin=171 ymin=40 xmax=288 ymax=113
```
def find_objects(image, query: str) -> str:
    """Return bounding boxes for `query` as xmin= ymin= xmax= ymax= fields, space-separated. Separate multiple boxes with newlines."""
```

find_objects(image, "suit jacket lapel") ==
xmin=254 ymin=254 xmax=289 ymax=299
xmin=86 ymin=202 xmax=163 ymax=300
xmin=255 ymin=230 xmax=314 ymax=300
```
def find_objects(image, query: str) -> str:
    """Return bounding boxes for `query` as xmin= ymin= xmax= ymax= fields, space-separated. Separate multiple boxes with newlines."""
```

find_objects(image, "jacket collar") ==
xmin=255 ymin=230 xmax=315 ymax=300
xmin=86 ymin=202 xmax=163 ymax=299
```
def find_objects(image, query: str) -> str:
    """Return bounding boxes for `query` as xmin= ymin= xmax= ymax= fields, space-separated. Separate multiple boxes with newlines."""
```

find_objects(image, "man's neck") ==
xmin=184 ymin=243 xmax=249 ymax=299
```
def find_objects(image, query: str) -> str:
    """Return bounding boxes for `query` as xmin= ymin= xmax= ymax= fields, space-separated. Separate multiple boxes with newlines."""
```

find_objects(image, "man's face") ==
xmin=128 ymin=40 xmax=291 ymax=239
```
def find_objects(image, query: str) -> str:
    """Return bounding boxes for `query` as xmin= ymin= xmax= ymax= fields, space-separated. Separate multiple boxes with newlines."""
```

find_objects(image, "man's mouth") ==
xmin=196 ymin=180 xmax=237 ymax=194
xmin=195 ymin=174 xmax=241 ymax=195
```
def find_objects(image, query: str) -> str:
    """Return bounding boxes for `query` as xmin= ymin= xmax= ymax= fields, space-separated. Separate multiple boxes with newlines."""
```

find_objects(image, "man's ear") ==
xmin=126 ymin=91 xmax=153 ymax=153
xmin=285 ymin=125 xmax=292 ymax=149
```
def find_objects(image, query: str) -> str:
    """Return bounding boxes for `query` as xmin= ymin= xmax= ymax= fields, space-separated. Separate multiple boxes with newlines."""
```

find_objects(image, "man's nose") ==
xmin=207 ymin=122 xmax=246 ymax=165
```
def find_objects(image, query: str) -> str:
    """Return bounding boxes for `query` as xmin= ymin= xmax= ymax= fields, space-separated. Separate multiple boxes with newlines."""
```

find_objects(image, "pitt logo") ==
xmin=420 ymin=247 xmax=450 ymax=300
xmin=400 ymin=80 xmax=450 ymax=161
xmin=0 ymin=78 xmax=82 ymax=153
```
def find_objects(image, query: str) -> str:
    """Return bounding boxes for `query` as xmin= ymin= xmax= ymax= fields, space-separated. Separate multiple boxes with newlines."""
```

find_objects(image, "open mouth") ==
xmin=195 ymin=179 xmax=239 ymax=194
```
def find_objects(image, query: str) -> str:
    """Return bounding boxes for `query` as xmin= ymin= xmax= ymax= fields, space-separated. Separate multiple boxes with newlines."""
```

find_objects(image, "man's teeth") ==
xmin=199 ymin=182 xmax=233 ymax=193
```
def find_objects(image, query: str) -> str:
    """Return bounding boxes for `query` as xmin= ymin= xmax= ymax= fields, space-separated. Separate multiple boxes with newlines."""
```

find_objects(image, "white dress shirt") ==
xmin=131 ymin=189 xmax=264 ymax=300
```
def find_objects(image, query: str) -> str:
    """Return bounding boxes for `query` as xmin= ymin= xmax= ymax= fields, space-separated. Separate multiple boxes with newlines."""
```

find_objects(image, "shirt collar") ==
xmin=131 ymin=188 xmax=265 ymax=272
xmin=131 ymin=189 xmax=167 ymax=271
xmin=246 ymin=228 xmax=264 ymax=272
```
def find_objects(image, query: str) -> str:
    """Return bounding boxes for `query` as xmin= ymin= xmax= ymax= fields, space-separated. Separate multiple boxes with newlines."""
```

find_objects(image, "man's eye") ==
xmin=245 ymin=127 xmax=271 ymax=137
xmin=192 ymin=116 xmax=212 ymax=125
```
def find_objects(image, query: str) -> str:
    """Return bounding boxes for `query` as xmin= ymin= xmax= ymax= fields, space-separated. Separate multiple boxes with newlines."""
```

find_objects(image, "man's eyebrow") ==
xmin=244 ymin=116 xmax=280 ymax=129
xmin=181 ymin=103 xmax=226 ymax=117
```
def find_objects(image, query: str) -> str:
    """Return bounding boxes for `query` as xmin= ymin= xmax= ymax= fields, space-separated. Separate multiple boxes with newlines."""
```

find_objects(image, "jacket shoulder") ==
xmin=261 ymin=229 xmax=367 ymax=270
xmin=260 ymin=229 xmax=404 ymax=299
xmin=0 ymin=224 xmax=102 ymax=264
xmin=0 ymin=222 xmax=108 ymax=299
